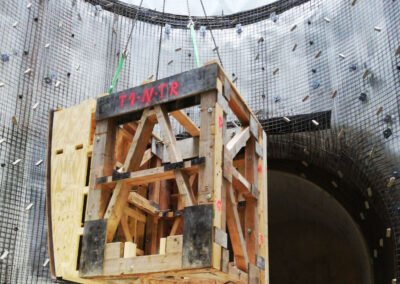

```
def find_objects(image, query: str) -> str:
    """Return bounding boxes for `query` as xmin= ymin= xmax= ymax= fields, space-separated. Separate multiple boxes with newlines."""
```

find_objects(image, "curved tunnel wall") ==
xmin=0 ymin=0 xmax=399 ymax=283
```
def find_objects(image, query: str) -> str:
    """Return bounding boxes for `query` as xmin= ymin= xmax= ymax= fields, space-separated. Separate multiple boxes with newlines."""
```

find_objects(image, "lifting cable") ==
xmin=155 ymin=0 xmax=166 ymax=80
xmin=109 ymin=0 xmax=144 ymax=95
xmin=199 ymin=0 xmax=224 ymax=68
xmin=186 ymin=0 xmax=201 ymax=68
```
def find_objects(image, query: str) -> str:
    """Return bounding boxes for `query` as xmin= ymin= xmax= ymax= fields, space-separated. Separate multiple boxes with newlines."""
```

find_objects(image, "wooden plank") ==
xmin=123 ymin=109 xmax=157 ymax=172
xmin=145 ymin=216 xmax=158 ymax=255
xmin=104 ymin=109 xmax=157 ymax=242
xmin=124 ymin=242 xmax=137 ymax=258
xmin=86 ymin=118 xmax=117 ymax=221
xmin=169 ymin=216 xmax=182 ymax=236
xmin=148 ymin=157 xmax=162 ymax=203
xmin=120 ymin=215 xmax=133 ymax=242
xmin=50 ymin=100 xmax=108 ymax=282
xmin=96 ymin=63 xmax=218 ymax=121
xmin=166 ymin=235 xmax=183 ymax=254
xmin=97 ymin=160 xmax=203 ymax=188
xmin=139 ymin=148 xmax=153 ymax=168
xmin=128 ymin=192 xmax=159 ymax=215
xmin=103 ymin=253 xmax=182 ymax=276
xmin=225 ymin=181 xmax=248 ymax=272
xmin=212 ymin=103 xmax=226 ymax=270
xmin=162 ymin=137 xmax=199 ymax=163
xmin=248 ymin=263 xmax=260 ymax=284
xmin=259 ymin=132 xmax=269 ymax=284
xmin=198 ymin=91 xmax=217 ymax=204
xmin=226 ymin=127 xmax=250 ymax=158
xmin=155 ymin=105 xmax=195 ymax=206
xmin=249 ymin=116 xmax=259 ymax=140
xmin=245 ymin=137 xmax=258 ymax=265
xmin=232 ymin=167 xmax=252 ymax=197
xmin=104 ymin=242 xmax=124 ymax=260
xmin=204 ymin=60 xmax=253 ymax=125
xmin=159 ymin=238 xmax=166 ymax=255
xmin=170 ymin=109 xmax=200 ymax=136
xmin=123 ymin=206 xmax=146 ymax=223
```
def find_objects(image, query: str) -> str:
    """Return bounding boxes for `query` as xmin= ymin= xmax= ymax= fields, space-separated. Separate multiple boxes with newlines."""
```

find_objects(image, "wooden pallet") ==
xmin=47 ymin=61 xmax=269 ymax=283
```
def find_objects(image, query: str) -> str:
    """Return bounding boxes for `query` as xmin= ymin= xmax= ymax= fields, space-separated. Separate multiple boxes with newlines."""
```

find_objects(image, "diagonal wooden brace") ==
xmin=104 ymin=108 xmax=157 ymax=242
xmin=225 ymin=179 xmax=249 ymax=272
xmin=155 ymin=105 xmax=195 ymax=206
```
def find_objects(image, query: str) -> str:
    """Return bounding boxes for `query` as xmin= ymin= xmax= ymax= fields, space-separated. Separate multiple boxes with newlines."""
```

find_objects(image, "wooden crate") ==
xmin=47 ymin=61 xmax=268 ymax=284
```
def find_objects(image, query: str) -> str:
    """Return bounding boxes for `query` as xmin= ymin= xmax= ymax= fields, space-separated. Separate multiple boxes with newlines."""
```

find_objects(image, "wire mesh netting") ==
xmin=0 ymin=0 xmax=399 ymax=282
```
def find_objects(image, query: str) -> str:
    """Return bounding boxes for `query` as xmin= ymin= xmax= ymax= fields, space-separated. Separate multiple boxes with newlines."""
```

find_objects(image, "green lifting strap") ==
xmin=109 ymin=53 xmax=126 ymax=95
xmin=189 ymin=23 xmax=201 ymax=68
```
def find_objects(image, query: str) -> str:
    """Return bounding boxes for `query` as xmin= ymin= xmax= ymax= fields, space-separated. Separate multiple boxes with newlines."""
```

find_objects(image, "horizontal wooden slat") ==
xmin=96 ymin=158 xmax=204 ymax=187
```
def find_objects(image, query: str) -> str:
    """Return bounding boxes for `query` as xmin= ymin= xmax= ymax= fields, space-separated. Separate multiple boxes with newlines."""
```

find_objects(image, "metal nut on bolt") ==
xmin=206 ymin=193 xmax=212 ymax=200
xmin=207 ymin=107 xmax=213 ymax=113
xmin=247 ymin=228 xmax=252 ymax=234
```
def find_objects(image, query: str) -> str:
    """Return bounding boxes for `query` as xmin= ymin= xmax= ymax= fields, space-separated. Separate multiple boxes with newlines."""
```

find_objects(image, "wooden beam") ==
xmin=212 ymin=103 xmax=226 ymax=270
xmin=103 ymin=252 xmax=183 ymax=276
xmin=155 ymin=105 xmax=195 ymax=206
xmin=170 ymin=216 xmax=182 ymax=236
xmin=198 ymin=91 xmax=217 ymax=204
xmin=86 ymin=119 xmax=117 ymax=221
xmin=145 ymin=216 xmax=158 ymax=255
xmin=162 ymin=137 xmax=199 ymax=163
xmin=139 ymin=148 xmax=153 ymax=168
xmin=259 ymin=132 xmax=269 ymax=283
xmin=128 ymin=192 xmax=159 ymax=216
xmin=244 ymin=137 xmax=258 ymax=265
xmin=226 ymin=180 xmax=248 ymax=272
xmin=231 ymin=167 xmax=252 ymax=197
xmin=204 ymin=60 xmax=254 ymax=125
xmin=170 ymin=110 xmax=200 ymax=137
xmin=98 ymin=158 xmax=202 ymax=188
xmin=96 ymin=63 xmax=218 ymax=121
xmin=124 ymin=121 xmax=164 ymax=144
xmin=123 ymin=206 xmax=147 ymax=223
xmin=120 ymin=215 xmax=133 ymax=242
xmin=104 ymin=109 xmax=157 ymax=242
xmin=226 ymin=127 xmax=250 ymax=158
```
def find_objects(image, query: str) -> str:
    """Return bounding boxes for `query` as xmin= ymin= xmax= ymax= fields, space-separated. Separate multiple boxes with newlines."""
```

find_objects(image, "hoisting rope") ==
xmin=186 ymin=0 xmax=201 ymax=68
xmin=199 ymin=0 xmax=224 ymax=68
xmin=109 ymin=0 xmax=144 ymax=95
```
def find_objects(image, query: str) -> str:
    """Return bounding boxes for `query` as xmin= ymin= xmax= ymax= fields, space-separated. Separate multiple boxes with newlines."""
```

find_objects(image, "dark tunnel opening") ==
xmin=268 ymin=159 xmax=396 ymax=284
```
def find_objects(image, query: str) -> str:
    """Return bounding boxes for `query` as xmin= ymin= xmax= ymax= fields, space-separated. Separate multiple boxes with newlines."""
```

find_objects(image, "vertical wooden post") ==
xmin=198 ymin=91 xmax=217 ymax=204
xmin=212 ymin=102 xmax=226 ymax=270
xmin=245 ymin=137 xmax=258 ymax=265
xmin=86 ymin=119 xmax=116 ymax=221
xmin=258 ymin=131 xmax=269 ymax=284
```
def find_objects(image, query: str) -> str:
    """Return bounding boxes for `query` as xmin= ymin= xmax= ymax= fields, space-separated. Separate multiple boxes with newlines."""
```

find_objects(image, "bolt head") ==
xmin=206 ymin=193 xmax=212 ymax=199
xmin=247 ymin=228 xmax=252 ymax=234
xmin=129 ymin=265 xmax=134 ymax=270
xmin=207 ymin=107 xmax=213 ymax=113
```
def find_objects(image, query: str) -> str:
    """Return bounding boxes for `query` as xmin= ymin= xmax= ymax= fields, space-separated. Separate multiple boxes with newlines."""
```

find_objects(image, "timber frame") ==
xmin=47 ymin=61 xmax=268 ymax=284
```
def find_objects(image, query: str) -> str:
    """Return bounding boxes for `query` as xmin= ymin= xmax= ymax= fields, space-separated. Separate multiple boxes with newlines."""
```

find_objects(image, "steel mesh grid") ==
xmin=0 ymin=0 xmax=399 ymax=282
